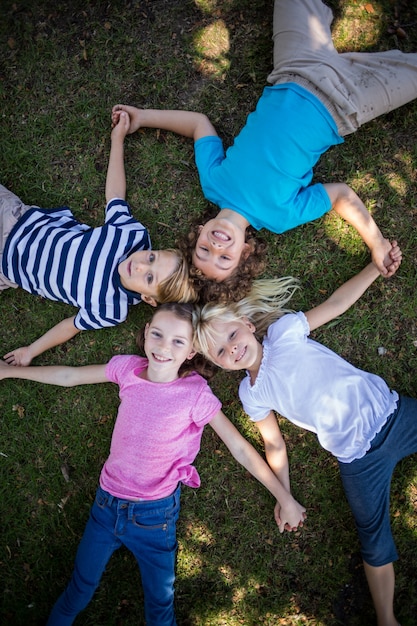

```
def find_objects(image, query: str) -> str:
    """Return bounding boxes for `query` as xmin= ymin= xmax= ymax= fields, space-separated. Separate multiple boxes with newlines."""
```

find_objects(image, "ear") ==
xmin=187 ymin=349 xmax=197 ymax=360
xmin=144 ymin=322 xmax=150 ymax=339
xmin=241 ymin=242 xmax=252 ymax=260
xmin=197 ymin=225 xmax=204 ymax=234
xmin=242 ymin=316 xmax=256 ymax=333
xmin=142 ymin=295 xmax=158 ymax=307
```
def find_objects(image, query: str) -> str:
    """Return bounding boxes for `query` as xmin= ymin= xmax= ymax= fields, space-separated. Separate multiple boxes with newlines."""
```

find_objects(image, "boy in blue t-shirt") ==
xmin=0 ymin=111 xmax=196 ymax=366
xmin=113 ymin=0 xmax=417 ymax=302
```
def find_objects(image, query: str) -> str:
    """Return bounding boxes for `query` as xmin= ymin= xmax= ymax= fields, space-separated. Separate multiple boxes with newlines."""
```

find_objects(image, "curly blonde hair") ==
xmin=193 ymin=277 xmax=300 ymax=360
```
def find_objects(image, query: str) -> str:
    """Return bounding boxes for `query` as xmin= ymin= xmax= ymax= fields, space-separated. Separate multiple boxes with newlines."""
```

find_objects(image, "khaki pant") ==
xmin=0 ymin=184 xmax=33 ymax=291
xmin=267 ymin=0 xmax=417 ymax=136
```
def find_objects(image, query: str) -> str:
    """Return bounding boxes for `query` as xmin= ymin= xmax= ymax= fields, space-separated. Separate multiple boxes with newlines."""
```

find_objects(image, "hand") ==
xmin=274 ymin=500 xmax=307 ymax=534
xmin=3 ymin=346 xmax=33 ymax=367
xmin=111 ymin=110 xmax=131 ymax=141
xmin=386 ymin=239 xmax=402 ymax=276
xmin=371 ymin=238 xmax=402 ymax=278
xmin=112 ymin=104 xmax=142 ymax=133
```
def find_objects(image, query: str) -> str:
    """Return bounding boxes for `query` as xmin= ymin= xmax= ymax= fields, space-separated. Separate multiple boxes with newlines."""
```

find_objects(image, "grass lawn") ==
xmin=1 ymin=1 xmax=417 ymax=624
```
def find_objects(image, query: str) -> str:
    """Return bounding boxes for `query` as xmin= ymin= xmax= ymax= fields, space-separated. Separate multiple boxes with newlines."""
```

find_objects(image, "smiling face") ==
xmin=206 ymin=318 xmax=262 ymax=375
xmin=118 ymin=250 xmax=179 ymax=305
xmin=143 ymin=310 xmax=196 ymax=382
xmin=192 ymin=216 xmax=250 ymax=281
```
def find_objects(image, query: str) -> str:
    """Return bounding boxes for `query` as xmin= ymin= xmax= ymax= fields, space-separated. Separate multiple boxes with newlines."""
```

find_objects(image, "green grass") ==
xmin=1 ymin=1 xmax=417 ymax=624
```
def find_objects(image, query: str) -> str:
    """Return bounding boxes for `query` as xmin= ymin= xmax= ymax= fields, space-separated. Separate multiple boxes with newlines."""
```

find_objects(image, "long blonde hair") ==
xmin=193 ymin=276 xmax=299 ymax=358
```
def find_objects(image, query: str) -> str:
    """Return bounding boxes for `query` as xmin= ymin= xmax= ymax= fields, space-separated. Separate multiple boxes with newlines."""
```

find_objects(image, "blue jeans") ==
xmin=47 ymin=484 xmax=181 ymax=626
xmin=339 ymin=396 xmax=417 ymax=567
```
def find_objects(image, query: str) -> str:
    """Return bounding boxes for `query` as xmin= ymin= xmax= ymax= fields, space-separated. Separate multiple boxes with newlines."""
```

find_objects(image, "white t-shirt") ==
xmin=239 ymin=312 xmax=398 ymax=463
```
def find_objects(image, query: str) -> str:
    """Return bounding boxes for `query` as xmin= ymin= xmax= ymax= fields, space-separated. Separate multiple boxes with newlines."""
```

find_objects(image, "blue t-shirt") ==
xmin=2 ymin=199 xmax=150 ymax=330
xmin=194 ymin=83 xmax=343 ymax=234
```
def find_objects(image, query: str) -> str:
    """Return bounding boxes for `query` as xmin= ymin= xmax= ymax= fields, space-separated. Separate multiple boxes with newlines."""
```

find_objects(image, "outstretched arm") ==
xmin=106 ymin=109 xmax=130 ymax=203
xmin=305 ymin=241 xmax=402 ymax=332
xmin=324 ymin=182 xmax=398 ymax=277
xmin=255 ymin=412 xmax=306 ymax=531
xmin=3 ymin=316 xmax=81 ymax=366
xmin=0 ymin=360 xmax=108 ymax=385
xmin=111 ymin=104 xmax=217 ymax=142
xmin=209 ymin=410 xmax=306 ymax=533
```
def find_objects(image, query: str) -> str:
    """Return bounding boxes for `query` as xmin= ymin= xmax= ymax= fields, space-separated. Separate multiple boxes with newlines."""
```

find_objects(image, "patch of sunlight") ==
xmin=218 ymin=563 xmax=236 ymax=584
xmin=323 ymin=210 xmax=366 ymax=254
xmin=184 ymin=520 xmax=215 ymax=544
xmin=350 ymin=171 xmax=380 ymax=196
xmin=194 ymin=0 xmax=235 ymax=15
xmin=386 ymin=171 xmax=408 ymax=196
xmin=177 ymin=544 xmax=203 ymax=576
xmin=331 ymin=2 xmax=384 ymax=51
xmin=193 ymin=20 xmax=230 ymax=80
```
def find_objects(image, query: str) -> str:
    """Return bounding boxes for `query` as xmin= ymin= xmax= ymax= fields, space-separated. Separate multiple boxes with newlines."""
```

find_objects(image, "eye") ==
xmin=229 ymin=330 xmax=236 ymax=340
xmin=150 ymin=330 xmax=161 ymax=338
xmin=149 ymin=253 xmax=155 ymax=263
xmin=146 ymin=272 xmax=154 ymax=285
xmin=220 ymin=254 xmax=231 ymax=261
xmin=199 ymin=245 xmax=209 ymax=253
xmin=174 ymin=339 xmax=185 ymax=346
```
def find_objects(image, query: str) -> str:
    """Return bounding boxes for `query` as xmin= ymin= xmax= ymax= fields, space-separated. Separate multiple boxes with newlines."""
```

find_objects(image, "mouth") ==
xmin=211 ymin=230 xmax=231 ymax=242
xmin=152 ymin=353 xmax=171 ymax=363
xmin=235 ymin=346 xmax=247 ymax=363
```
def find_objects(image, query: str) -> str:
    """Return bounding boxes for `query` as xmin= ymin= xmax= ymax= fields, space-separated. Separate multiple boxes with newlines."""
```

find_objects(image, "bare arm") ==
xmin=106 ymin=110 xmax=130 ymax=203
xmin=255 ymin=412 xmax=291 ymax=492
xmin=305 ymin=242 xmax=401 ymax=332
xmin=112 ymin=104 xmax=217 ymax=142
xmin=0 ymin=361 xmax=108 ymax=385
xmin=3 ymin=316 xmax=81 ymax=366
xmin=209 ymin=410 xmax=306 ymax=533
xmin=324 ymin=182 xmax=398 ymax=277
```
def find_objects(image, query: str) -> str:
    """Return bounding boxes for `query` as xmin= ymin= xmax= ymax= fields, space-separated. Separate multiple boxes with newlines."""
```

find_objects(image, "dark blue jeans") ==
xmin=339 ymin=396 xmax=417 ymax=567
xmin=47 ymin=484 xmax=181 ymax=626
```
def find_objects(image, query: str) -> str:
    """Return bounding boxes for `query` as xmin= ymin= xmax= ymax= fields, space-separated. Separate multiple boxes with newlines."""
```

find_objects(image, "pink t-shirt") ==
xmin=101 ymin=355 xmax=222 ymax=500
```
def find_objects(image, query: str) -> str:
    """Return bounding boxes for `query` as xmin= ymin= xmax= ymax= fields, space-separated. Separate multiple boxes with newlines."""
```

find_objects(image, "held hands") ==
xmin=112 ymin=104 xmax=142 ymax=134
xmin=111 ymin=108 xmax=131 ymax=141
xmin=372 ymin=238 xmax=402 ymax=278
xmin=3 ymin=346 xmax=33 ymax=367
xmin=274 ymin=499 xmax=307 ymax=534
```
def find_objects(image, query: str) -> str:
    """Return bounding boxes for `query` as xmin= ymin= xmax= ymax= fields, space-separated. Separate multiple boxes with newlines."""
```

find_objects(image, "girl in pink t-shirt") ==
xmin=0 ymin=302 xmax=305 ymax=626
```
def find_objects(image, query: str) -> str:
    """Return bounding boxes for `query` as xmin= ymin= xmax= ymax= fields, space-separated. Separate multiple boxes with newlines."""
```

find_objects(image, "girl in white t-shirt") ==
xmin=0 ymin=302 xmax=305 ymax=626
xmin=193 ymin=242 xmax=409 ymax=626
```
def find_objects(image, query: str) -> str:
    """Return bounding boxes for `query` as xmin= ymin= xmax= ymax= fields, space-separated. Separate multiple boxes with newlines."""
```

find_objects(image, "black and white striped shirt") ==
xmin=2 ymin=199 xmax=150 ymax=330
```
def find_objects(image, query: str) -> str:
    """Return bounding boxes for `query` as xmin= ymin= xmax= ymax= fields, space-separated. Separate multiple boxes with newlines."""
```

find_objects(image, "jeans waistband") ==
xmin=96 ymin=484 xmax=181 ymax=508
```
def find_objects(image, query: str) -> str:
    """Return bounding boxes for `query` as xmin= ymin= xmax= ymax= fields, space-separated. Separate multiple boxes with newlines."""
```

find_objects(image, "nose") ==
xmin=209 ymin=238 xmax=224 ymax=250
xmin=132 ymin=260 xmax=146 ymax=274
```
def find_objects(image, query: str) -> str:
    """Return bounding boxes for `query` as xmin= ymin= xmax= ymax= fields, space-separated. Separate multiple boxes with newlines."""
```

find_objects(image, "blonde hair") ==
xmin=155 ymin=249 xmax=198 ymax=304
xmin=193 ymin=276 xmax=299 ymax=359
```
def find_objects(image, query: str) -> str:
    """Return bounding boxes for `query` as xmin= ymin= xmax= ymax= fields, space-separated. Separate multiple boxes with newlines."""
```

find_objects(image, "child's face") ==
xmin=144 ymin=310 xmax=196 ymax=381
xmin=206 ymin=318 xmax=261 ymax=372
xmin=118 ymin=250 xmax=179 ymax=305
xmin=192 ymin=217 xmax=250 ymax=281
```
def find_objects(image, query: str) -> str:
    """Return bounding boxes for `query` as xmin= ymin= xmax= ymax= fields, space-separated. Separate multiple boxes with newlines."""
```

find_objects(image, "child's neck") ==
xmin=247 ymin=343 xmax=264 ymax=386
xmin=218 ymin=208 xmax=250 ymax=230
xmin=139 ymin=367 xmax=179 ymax=384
